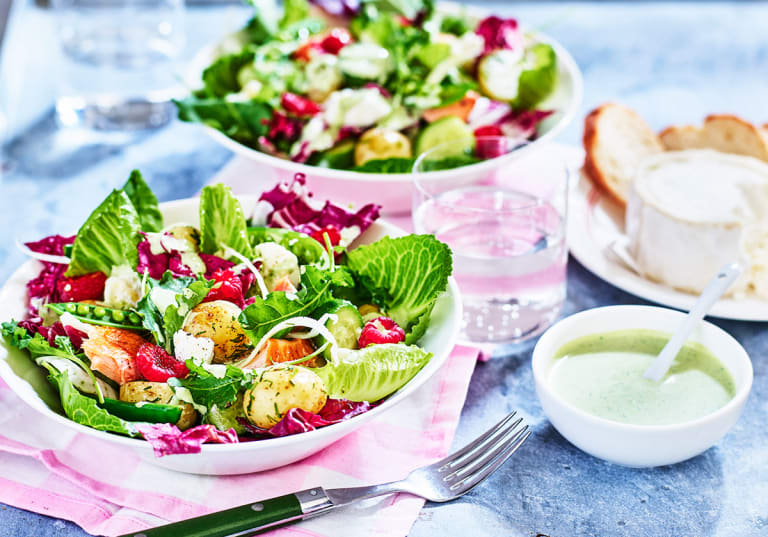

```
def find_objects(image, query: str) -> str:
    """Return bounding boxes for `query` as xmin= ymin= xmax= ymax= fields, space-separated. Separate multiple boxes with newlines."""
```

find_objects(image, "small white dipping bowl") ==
xmin=532 ymin=305 xmax=753 ymax=467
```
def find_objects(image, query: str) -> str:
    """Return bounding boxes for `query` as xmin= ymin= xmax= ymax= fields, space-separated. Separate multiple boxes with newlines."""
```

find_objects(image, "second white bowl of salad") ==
xmin=180 ymin=0 xmax=583 ymax=213
xmin=0 ymin=172 xmax=461 ymax=474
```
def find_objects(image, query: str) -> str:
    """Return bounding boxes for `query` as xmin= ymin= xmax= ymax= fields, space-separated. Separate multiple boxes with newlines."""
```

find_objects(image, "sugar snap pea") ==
xmin=46 ymin=302 xmax=144 ymax=330
xmin=101 ymin=398 xmax=183 ymax=424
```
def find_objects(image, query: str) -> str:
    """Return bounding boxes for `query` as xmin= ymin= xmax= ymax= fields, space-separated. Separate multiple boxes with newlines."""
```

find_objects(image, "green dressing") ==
xmin=549 ymin=329 xmax=736 ymax=426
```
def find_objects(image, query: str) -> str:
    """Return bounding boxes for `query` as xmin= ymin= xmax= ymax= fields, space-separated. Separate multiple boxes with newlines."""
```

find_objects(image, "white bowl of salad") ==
xmin=179 ymin=0 xmax=583 ymax=213
xmin=0 ymin=172 xmax=461 ymax=475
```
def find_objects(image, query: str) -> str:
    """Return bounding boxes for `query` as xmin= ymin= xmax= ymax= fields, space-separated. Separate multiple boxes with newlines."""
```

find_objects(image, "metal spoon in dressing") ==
xmin=643 ymin=262 xmax=743 ymax=382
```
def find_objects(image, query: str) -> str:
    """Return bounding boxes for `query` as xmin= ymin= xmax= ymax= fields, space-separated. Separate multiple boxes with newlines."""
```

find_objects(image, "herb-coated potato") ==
xmin=182 ymin=300 xmax=251 ymax=363
xmin=119 ymin=381 xmax=197 ymax=430
xmin=354 ymin=128 xmax=412 ymax=166
xmin=253 ymin=242 xmax=301 ymax=292
xmin=243 ymin=366 xmax=328 ymax=429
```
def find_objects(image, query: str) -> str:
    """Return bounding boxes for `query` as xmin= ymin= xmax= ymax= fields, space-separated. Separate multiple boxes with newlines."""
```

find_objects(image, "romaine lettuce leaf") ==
xmin=345 ymin=235 xmax=452 ymax=343
xmin=352 ymin=157 xmax=415 ymax=173
xmin=65 ymin=190 xmax=142 ymax=277
xmin=175 ymin=98 xmax=272 ymax=147
xmin=45 ymin=366 xmax=137 ymax=436
xmin=199 ymin=184 xmax=254 ymax=260
xmin=122 ymin=169 xmax=163 ymax=232
xmin=239 ymin=266 xmax=353 ymax=341
xmin=201 ymin=49 xmax=256 ymax=98
xmin=312 ymin=343 xmax=432 ymax=401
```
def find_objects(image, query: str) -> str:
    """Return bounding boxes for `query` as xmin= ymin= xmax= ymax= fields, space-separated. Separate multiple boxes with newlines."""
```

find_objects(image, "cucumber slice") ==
xmin=415 ymin=116 xmax=474 ymax=156
xmin=316 ymin=300 xmax=363 ymax=358
xmin=478 ymin=44 xmax=557 ymax=108
xmin=338 ymin=43 xmax=393 ymax=81
xmin=308 ymin=139 xmax=356 ymax=169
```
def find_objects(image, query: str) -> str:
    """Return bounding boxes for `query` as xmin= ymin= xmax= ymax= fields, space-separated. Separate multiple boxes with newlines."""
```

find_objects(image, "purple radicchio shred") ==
xmin=24 ymin=235 xmax=75 ymax=313
xmin=136 ymin=423 xmax=239 ymax=457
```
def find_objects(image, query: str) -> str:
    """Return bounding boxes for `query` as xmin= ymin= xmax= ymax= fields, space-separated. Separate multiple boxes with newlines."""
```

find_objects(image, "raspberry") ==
xmin=203 ymin=269 xmax=245 ymax=308
xmin=281 ymin=92 xmax=322 ymax=117
xmin=320 ymin=28 xmax=351 ymax=54
xmin=136 ymin=342 xmax=189 ymax=382
xmin=56 ymin=272 xmax=107 ymax=303
xmin=358 ymin=317 xmax=406 ymax=348
xmin=310 ymin=225 xmax=341 ymax=250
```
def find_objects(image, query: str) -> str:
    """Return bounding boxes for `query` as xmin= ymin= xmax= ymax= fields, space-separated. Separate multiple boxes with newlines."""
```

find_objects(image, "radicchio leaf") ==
xmin=24 ymin=235 xmax=75 ymax=313
xmin=475 ymin=16 xmax=521 ymax=55
xmin=136 ymin=423 xmax=239 ymax=457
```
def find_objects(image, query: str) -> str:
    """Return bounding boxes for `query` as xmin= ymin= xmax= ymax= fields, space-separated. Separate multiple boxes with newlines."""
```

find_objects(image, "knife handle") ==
xmin=119 ymin=488 xmax=334 ymax=537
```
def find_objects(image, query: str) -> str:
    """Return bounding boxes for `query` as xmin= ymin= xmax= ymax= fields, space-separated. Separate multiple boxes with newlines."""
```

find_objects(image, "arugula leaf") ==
xmin=169 ymin=361 xmax=249 ymax=409
xmin=122 ymin=169 xmax=163 ymax=232
xmin=200 ymin=184 xmax=254 ymax=261
xmin=66 ymin=190 xmax=141 ymax=277
xmin=45 ymin=366 xmax=137 ymax=436
xmin=353 ymin=158 xmax=415 ymax=174
xmin=240 ymin=266 xmax=353 ymax=341
xmin=201 ymin=49 xmax=256 ymax=98
xmin=174 ymin=98 xmax=272 ymax=147
xmin=345 ymin=235 xmax=452 ymax=343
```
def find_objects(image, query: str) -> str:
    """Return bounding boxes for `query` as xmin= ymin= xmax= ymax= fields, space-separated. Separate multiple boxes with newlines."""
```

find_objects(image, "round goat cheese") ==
xmin=626 ymin=150 xmax=768 ymax=298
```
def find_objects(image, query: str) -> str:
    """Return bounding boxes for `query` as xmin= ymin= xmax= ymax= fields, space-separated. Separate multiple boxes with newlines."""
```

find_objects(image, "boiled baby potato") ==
xmin=182 ymin=300 xmax=251 ymax=363
xmin=354 ymin=128 xmax=412 ymax=166
xmin=119 ymin=381 xmax=197 ymax=430
xmin=243 ymin=366 xmax=327 ymax=429
xmin=163 ymin=224 xmax=202 ymax=251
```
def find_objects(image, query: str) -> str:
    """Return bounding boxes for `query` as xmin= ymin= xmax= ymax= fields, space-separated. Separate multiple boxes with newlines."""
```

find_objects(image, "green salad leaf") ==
xmin=240 ymin=266 xmax=353 ymax=341
xmin=46 ymin=366 xmax=137 ymax=436
xmin=135 ymin=273 xmax=212 ymax=352
xmin=247 ymin=227 xmax=326 ymax=265
xmin=515 ymin=43 xmax=558 ymax=110
xmin=201 ymin=49 xmax=257 ymax=98
xmin=169 ymin=361 xmax=250 ymax=409
xmin=122 ymin=169 xmax=163 ymax=232
xmin=66 ymin=190 xmax=141 ymax=277
xmin=418 ymin=153 xmax=482 ymax=172
xmin=199 ymin=184 xmax=254 ymax=261
xmin=279 ymin=0 xmax=310 ymax=28
xmin=346 ymin=235 xmax=452 ymax=343
xmin=353 ymin=158 xmax=415 ymax=173
xmin=1 ymin=321 xmax=77 ymax=360
xmin=175 ymin=98 xmax=272 ymax=147
xmin=312 ymin=343 xmax=432 ymax=401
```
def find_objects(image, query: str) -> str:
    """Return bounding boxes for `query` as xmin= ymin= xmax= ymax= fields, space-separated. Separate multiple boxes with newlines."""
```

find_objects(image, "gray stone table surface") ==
xmin=1 ymin=1 xmax=767 ymax=536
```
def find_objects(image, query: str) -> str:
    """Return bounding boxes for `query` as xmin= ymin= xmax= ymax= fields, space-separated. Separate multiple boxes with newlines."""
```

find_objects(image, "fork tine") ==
xmin=443 ymin=420 xmax=528 ymax=482
xmin=433 ymin=411 xmax=518 ymax=470
xmin=449 ymin=427 xmax=531 ymax=494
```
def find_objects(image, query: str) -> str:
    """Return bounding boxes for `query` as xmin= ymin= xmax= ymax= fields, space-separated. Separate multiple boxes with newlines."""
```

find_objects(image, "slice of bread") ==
xmin=583 ymin=103 xmax=664 ymax=206
xmin=660 ymin=114 xmax=768 ymax=163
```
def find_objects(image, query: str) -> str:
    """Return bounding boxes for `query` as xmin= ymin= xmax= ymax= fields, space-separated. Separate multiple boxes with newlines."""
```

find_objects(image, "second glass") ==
xmin=52 ymin=0 xmax=185 ymax=130
xmin=413 ymin=139 xmax=569 ymax=345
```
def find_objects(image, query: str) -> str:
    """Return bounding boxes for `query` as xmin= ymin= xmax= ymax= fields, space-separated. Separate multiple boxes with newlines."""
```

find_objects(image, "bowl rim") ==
xmin=185 ymin=2 xmax=584 ymax=183
xmin=0 ymin=199 xmax=462 ymax=454
xmin=531 ymin=304 xmax=754 ymax=433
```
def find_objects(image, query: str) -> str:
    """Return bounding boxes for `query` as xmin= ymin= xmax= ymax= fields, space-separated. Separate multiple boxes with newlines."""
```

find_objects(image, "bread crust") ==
xmin=582 ymin=104 xmax=628 ymax=206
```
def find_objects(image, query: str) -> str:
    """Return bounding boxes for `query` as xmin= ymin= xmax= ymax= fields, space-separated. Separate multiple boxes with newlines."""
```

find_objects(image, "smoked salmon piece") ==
xmin=81 ymin=326 xmax=147 ymax=384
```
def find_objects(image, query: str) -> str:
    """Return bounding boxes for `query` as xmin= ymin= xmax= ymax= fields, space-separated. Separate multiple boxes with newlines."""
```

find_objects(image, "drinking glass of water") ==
xmin=52 ymin=0 xmax=185 ymax=130
xmin=413 ymin=139 xmax=569 ymax=345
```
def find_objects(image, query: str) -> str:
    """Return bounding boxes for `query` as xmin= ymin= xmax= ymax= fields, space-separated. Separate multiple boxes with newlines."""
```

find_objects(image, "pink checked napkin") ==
xmin=0 ymin=346 xmax=478 ymax=536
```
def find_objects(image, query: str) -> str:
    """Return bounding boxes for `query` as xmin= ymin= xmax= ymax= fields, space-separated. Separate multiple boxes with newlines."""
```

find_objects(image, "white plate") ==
xmin=184 ymin=3 xmax=584 ymax=214
xmin=568 ymin=170 xmax=768 ymax=321
xmin=0 ymin=196 xmax=462 ymax=475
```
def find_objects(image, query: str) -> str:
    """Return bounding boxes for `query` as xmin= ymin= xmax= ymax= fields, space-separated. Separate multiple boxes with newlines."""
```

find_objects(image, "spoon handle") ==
xmin=643 ymin=262 xmax=743 ymax=382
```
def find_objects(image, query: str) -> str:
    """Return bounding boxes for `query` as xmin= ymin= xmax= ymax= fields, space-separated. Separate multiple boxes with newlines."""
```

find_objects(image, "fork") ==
xmin=121 ymin=412 xmax=530 ymax=537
